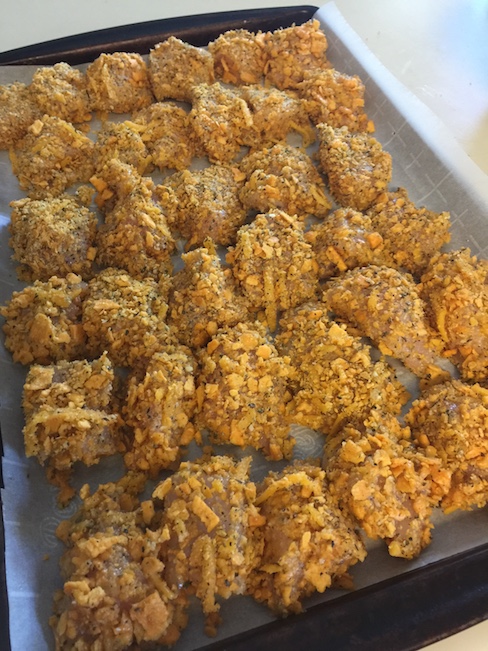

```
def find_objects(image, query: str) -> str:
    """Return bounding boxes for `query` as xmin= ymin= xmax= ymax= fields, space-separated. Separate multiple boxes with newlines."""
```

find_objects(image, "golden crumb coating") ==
xmin=149 ymin=36 xmax=214 ymax=102
xmin=9 ymin=194 xmax=97 ymax=282
xmin=152 ymin=455 xmax=263 ymax=634
xmin=209 ymin=29 xmax=266 ymax=85
xmin=1 ymin=273 xmax=87 ymax=365
xmin=298 ymin=68 xmax=373 ymax=132
xmin=317 ymin=123 xmax=392 ymax=211
xmin=93 ymin=120 xmax=151 ymax=175
xmin=264 ymin=19 xmax=330 ymax=89
xmin=9 ymin=115 xmax=94 ymax=199
xmin=248 ymin=461 xmax=366 ymax=615
xmin=30 ymin=62 xmax=91 ymax=123
xmin=420 ymin=249 xmax=488 ymax=382
xmin=239 ymin=143 xmax=330 ymax=218
xmin=276 ymin=303 xmax=408 ymax=434
xmin=190 ymin=82 xmax=253 ymax=163
xmin=123 ymin=347 xmax=197 ymax=475
xmin=90 ymin=157 xmax=152 ymax=213
xmin=196 ymin=322 xmax=294 ymax=460
xmin=86 ymin=51 xmax=154 ymax=113
xmin=0 ymin=82 xmax=42 ymax=149
xmin=406 ymin=380 xmax=488 ymax=513
xmin=158 ymin=164 xmax=247 ymax=247
xmin=132 ymin=102 xmax=197 ymax=171
xmin=51 ymin=475 xmax=188 ymax=650
xmin=167 ymin=242 xmax=250 ymax=349
xmin=323 ymin=265 xmax=447 ymax=383
xmin=228 ymin=210 xmax=319 ymax=331
xmin=324 ymin=410 xmax=451 ymax=559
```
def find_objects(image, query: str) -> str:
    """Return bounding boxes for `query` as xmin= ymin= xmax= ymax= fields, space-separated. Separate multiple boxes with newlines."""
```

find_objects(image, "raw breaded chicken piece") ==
xmin=1 ymin=273 xmax=87 ymax=365
xmin=90 ymin=157 xmax=152 ymax=213
xmin=209 ymin=29 xmax=266 ymax=85
xmin=406 ymin=379 xmax=488 ymax=513
xmin=30 ymin=62 xmax=91 ymax=124
xmin=228 ymin=209 xmax=319 ymax=331
xmin=123 ymin=347 xmax=197 ymax=476
xmin=0 ymin=82 xmax=42 ymax=149
xmin=158 ymin=164 xmax=247 ymax=247
xmin=264 ymin=19 xmax=330 ymax=89
xmin=51 ymin=474 xmax=189 ymax=650
xmin=167 ymin=242 xmax=250 ymax=349
xmin=196 ymin=321 xmax=294 ymax=460
xmin=85 ymin=51 xmax=154 ymax=113
xmin=248 ymin=461 xmax=366 ymax=615
xmin=92 ymin=120 xmax=151 ymax=175
xmin=9 ymin=194 xmax=97 ymax=282
xmin=317 ymin=123 xmax=392 ymax=211
xmin=323 ymin=265 xmax=447 ymax=382
xmin=149 ymin=36 xmax=214 ymax=102
xmin=324 ymin=410 xmax=450 ymax=559
xmin=152 ymin=455 xmax=264 ymax=636
xmin=9 ymin=115 xmax=94 ymax=199
xmin=239 ymin=142 xmax=330 ymax=218
xmin=276 ymin=302 xmax=408 ymax=434
xmin=420 ymin=249 xmax=488 ymax=382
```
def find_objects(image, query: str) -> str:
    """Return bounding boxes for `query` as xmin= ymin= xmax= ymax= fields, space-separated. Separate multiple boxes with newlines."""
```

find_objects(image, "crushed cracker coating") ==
xmin=0 ymin=82 xmax=42 ymax=149
xmin=149 ymin=36 xmax=215 ymax=102
xmin=209 ymin=29 xmax=266 ymax=85
xmin=190 ymin=82 xmax=253 ymax=163
xmin=317 ymin=123 xmax=392 ymax=211
xmin=324 ymin=410 xmax=451 ymax=559
xmin=241 ymin=85 xmax=316 ymax=148
xmin=9 ymin=115 xmax=95 ymax=199
xmin=406 ymin=380 xmax=488 ymax=513
xmin=86 ymin=51 xmax=154 ymax=113
xmin=420 ymin=248 xmax=488 ymax=382
xmin=264 ymin=19 xmax=330 ymax=89
xmin=228 ymin=210 xmax=319 ymax=331
xmin=51 ymin=475 xmax=188 ymax=650
xmin=248 ymin=461 xmax=366 ymax=615
xmin=132 ymin=102 xmax=198 ymax=171
xmin=323 ymin=265 xmax=447 ymax=382
xmin=276 ymin=303 xmax=408 ymax=434
xmin=152 ymin=455 xmax=263 ymax=630
xmin=93 ymin=120 xmax=151 ymax=175
xmin=30 ymin=62 xmax=91 ymax=124
xmin=298 ymin=68 xmax=371 ymax=132
xmin=167 ymin=242 xmax=250 ymax=349
xmin=238 ymin=143 xmax=330 ymax=218
xmin=196 ymin=322 xmax=294 ymax=460
xmin=81 ymin=268 xmax=175 ymax=369
xmin=158 ymin=165 xmax=247 ymax=247
xmin=123 ymin=348 xmax=197 ymax=476
xmin=9 ymin=194 xmax=97 ymax=282
xmin=90 ymin=157 xmax=153 ymax=213
xmin=1 ymin=273 xmax=87 ymax=365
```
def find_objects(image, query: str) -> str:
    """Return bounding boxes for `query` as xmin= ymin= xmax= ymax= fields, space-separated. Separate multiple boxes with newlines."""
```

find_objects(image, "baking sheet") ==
xmin=1 ymin=3 xmax=488 ymax=650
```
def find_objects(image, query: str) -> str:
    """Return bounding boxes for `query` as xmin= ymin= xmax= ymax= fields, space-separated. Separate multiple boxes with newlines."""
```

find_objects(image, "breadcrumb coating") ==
xmin=86 ymin=52 xmax=154 ymax=113
xmin=30 ymin=62 xmax=91 ymax=124
xmin=1 ymin=273 xmax=87 ymax=365
xmin=9 ymin=194 xmax=97 ymax=282
xmin=317 ymin=123 xmax=392 ymax=211
xmin=209 ymin=29 xmax=266 ymax=85
xmin=248 ymin=461 xmax=366 ymax=615
xmin=0 ymin=82 xmax=42 ymax=149
xmin=406 ymin=380 xmax=488 ymax=513
xmin=90 ymin=157 xmax=152 ymax=213
xmin=420 ymin=248 xmax=488 ymax=382
xmin=149 ymin=36 xmax=215 ymax=102
xmin=324 ymin=410 xmax=451 ymax=559
xmin=93 ymin=120 xmax=151 ymax=175
xmin=9 ymin=115 xmax=94 ymax=199
xmin=196 ymin=322 xmax=294 ymax=460
xmin=239 ymin=143 xmax=330 ymax=218
xmin=276 ymin=302 xmax=408 ymax=434
xmin=167 ymin=242 xmax=250 ymax=349
xmin=228 ymin=210 xmax=319 ymax=331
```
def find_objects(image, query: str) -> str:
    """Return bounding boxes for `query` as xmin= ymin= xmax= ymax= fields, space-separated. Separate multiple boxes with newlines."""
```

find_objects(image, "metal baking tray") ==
xmin=1 ymin=6 xmax=488 ymax=651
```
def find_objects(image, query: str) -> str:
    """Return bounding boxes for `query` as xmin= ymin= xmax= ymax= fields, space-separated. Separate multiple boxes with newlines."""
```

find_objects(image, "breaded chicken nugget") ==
xmin=209 ymin=29 xmax=266 ymax=85
xmin=93 ymin=120 xmax=151 ymax=175
xmin=0 ymin=82 xmax=41 ymax=149
xmin=30 ymin=62 xmax=91 ymax=124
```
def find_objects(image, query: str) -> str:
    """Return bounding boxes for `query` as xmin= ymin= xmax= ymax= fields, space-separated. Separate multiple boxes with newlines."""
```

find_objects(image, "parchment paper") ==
xmin=1 ymin=3 xmax=488 ymax=650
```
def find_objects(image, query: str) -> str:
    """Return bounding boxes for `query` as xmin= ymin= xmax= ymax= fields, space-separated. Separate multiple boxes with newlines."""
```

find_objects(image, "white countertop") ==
xmin=1 ymin=1 xmax=488 ymax=649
